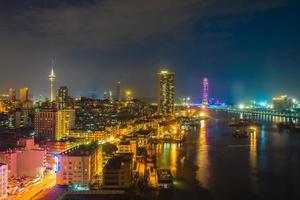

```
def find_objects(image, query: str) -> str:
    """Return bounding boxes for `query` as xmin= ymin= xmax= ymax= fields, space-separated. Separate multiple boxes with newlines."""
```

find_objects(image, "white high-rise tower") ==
xmin=49 ymin=64 xmax=56 ymax=102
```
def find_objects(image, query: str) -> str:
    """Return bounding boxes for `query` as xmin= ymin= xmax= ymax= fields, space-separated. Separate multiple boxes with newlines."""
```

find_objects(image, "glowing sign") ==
xmin=53 ymin=154 xmax=60 ymax=173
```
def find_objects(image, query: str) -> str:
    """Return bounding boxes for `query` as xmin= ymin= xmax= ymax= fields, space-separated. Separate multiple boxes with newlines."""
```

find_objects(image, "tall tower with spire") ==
xmin=49 ymin=62 xmax=56 ymax=102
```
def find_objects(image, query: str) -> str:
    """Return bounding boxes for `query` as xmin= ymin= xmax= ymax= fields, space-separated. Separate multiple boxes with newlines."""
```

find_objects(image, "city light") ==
xmin=0 ymin=2 xmax=299 ymax=199
xmin=238 ymin=103 xmax=245 ymax=110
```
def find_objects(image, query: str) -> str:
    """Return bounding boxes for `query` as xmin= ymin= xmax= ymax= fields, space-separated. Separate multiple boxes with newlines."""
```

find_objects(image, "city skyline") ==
xmin=0 ymin=0 xmax=299 ymax=102
xmin=1 ymin=1 xmax=300 ymax=199
xmin=1 ymin=65 xmax=299 ymax=105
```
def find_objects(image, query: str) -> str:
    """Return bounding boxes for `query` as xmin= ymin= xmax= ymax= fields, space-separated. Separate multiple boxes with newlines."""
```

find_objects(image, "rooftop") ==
xmin=135 ymin=129 xmax=153 ymax=136
xmin=118 ymin=140 xmax=130 ymax=145
xmin=61 ymin=142 xmax=100 ymax=156
xmin=104 ymin=153 xmax=132 ymax=170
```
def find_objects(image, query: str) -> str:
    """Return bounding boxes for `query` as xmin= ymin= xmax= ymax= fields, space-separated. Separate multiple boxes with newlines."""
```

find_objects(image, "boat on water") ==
xmin=157 ymin=169 xmax=173 ymax=189
xmin=228 ymin=118 xmax=248 ymax=127
xmin=232 ymin=129 xmax=249 ymax=138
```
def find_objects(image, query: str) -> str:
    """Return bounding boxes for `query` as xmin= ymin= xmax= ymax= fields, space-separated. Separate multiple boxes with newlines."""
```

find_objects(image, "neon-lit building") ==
xmin=0 ymin=163 xmax=8 ymax=199
xmin=157 ymin=70 xmax=175 ymax=115
xmin=202 ymin=78 xmax=209 ymax=106
xmin=56 ymin=143 xmax=102 ymax=187
xmin=45 ymin=141 xmax=79 ymax=171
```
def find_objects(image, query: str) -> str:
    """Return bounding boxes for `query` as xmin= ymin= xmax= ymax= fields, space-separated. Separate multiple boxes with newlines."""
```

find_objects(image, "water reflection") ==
xmin=156 ymin=142 xmax=179 ymax=175
xmin=249 ymin=129 xmax=258 ymax=193
xmin=195 ymin=120 xmax=210 ymax=189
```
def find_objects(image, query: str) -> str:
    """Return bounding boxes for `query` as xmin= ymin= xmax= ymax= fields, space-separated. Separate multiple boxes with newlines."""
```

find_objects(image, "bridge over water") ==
xmin=218 ymin=108 xmax=300 ymax=123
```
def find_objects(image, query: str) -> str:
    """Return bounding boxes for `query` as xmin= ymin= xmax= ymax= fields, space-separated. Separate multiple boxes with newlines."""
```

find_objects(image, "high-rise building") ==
xmin=34 ymin=108 xmax=57 ymax=140
xmin=115 ymin=81 xmax=121 ymax=101
xmin=0 ymin=163 xmax=8 ymax=199
xmin=202 ymin=78 xmax=209 ymax=106
xmin=56 ymin=143 xmax=102 ymax=187
xmin=157 ymin=70 xmax=175 ymax=115
xmin=49 ymin=65 xmax=56 ymax=102
xmin=19 ymin=87 xmax=29 ymax=102
xmin=55 ymin=109 xmax=75 ymax=140
xmin=103 ymin=91 xmax=113 ymax=102
xmin=8 ymin=88 xmax=16 ymax=101
xmin=57 ymin=86 xmax=69 ymax=109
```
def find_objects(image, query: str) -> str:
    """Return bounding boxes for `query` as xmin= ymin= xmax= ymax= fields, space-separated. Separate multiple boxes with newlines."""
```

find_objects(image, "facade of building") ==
xmin=0 ymin=163 xmax=8 ymax=199
xmin=16 ymin=138 xmax=47 ymax=178
xmin=202 ymin=78 xmax=209 ymax=106
xmin=157 ymin=70 xmax=175 ymax=115
xmin=45 ymin=141 xmax=80 ymax=171
xmin=0 ymin=151 xmax=17 ymax=178
xmin=136 ymin=129 xmax=153 ymax=147
xmin=115 ymin=81 xmax=121 ymax=101
xmin=8 ymin=88 xmax=16 ymax=101
xmin=34 ymin=108 xmax=57 ymax=140
xmin=117 ymin=140 xmax=137 ymax=159
xmin=56 ymin=143 xmax=102 ymax=187
xmin=103 ymin=153 xmax=132 ymax=189
xmin=16 ymin=149 xmax=46 ymax=178
xmin=57 ymin=86 xmax=70 ymax=109
xmin=19 ymin=87 xmax=29 ymax=102
xmin=55 ymin=109 xmax=75 ymax=140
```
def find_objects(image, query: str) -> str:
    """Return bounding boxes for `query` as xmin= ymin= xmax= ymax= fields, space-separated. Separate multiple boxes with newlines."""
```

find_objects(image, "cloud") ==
xmin=0 ymin=0 xmax=288 ymax=98
xmin=0 ymin=0 xmax=284 ymax=51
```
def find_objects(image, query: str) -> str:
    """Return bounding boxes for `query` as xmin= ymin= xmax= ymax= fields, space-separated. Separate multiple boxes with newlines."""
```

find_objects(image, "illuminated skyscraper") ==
xmin=115 ymin=81 xmax=121 ymax=101
xmin=8 ymin=88 xmax=16 ymax=101
xmin=157 ymin=70 xmax=175 ymax=115
xmin=103 ymin=91 xmax=113 ymax=102
xmin=19 ymin=87 xmax=29 ymax=102
xmin=55 ymin=109 xmax=75 ymax=140
xmin=57 ymin=86 xmax=69 ymax=109
xmin=202 ymin=78 xmax=209 ymax=106
xmin=49 ymin=64 xmax=56 ymax=102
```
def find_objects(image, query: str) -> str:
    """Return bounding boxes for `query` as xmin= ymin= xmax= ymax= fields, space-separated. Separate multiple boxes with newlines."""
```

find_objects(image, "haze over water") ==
xmin=146 ymin=111 xmax=300 ymax=200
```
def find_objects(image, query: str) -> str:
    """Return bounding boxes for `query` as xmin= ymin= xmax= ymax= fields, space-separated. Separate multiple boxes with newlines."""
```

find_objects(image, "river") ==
xmin=145 ymin=110 xmax=300 ymax=200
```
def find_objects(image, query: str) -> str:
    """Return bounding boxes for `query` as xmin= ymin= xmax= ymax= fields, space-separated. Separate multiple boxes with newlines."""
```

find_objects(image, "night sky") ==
xmin=0 ymin=0 xmax=299 ymax=103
